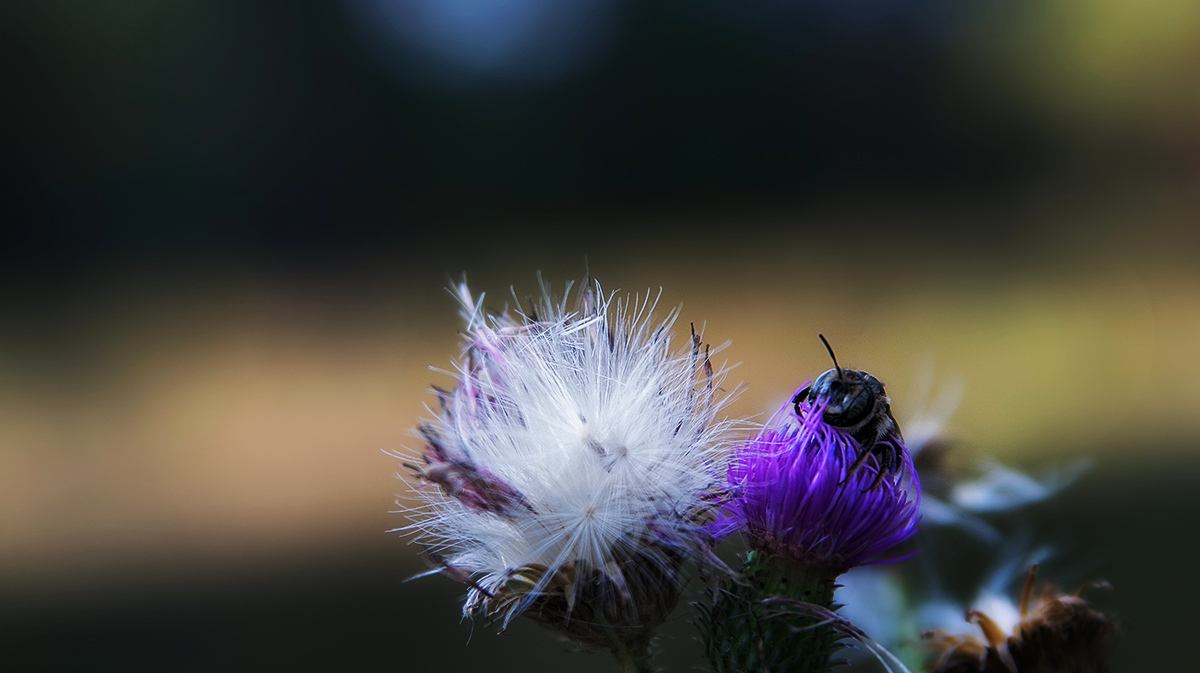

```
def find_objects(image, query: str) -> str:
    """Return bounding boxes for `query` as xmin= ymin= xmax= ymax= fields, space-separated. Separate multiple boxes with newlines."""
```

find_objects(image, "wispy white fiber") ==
xmin=400 ymin=277 xmax=740 ymax=626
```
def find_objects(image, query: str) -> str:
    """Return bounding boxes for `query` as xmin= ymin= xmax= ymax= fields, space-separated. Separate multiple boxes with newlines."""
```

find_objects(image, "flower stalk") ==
xmin=699 ymin=550 xmax=843 ymax=673
xmin=611 ymin=638 xmax=655 ymax=673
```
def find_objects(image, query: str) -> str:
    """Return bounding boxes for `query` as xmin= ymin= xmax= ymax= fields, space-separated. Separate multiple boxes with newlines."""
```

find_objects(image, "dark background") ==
xmin=2 ymin=1 xmax=1198 ymax=671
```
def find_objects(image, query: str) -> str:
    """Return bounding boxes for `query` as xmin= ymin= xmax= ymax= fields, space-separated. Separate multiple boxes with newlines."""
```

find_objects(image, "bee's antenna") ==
xmin=818 ymin=334 xmax=843 ymax=379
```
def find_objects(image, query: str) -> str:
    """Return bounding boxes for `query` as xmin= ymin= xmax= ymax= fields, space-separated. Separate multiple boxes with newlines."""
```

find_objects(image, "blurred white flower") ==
xmin=399 ymin=277 xmax=739 ymax=658
xmin=917 ymin=544 xmax=1055 ymax=639
xmin=899 ymin=365 xmax=1092 ymax=541
xmin=834 ymin=565 xmax=915 ymax=662
xmin=949 ymin=458 xmax=1093 ymax=514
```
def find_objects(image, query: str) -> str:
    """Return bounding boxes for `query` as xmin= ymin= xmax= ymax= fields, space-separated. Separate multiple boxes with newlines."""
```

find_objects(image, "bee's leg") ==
xmin=792 ymin=386 xmax=811 ymax=416
xmin=844 ymin=439 xmax=875 ymax=482
xmin=868 ymin=446 xmax=893 ymax=490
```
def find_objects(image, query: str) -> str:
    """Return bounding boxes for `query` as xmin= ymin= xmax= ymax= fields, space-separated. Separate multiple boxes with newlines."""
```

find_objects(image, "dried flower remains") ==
xmin=924 ymin=565 xmax=1116 ymax=673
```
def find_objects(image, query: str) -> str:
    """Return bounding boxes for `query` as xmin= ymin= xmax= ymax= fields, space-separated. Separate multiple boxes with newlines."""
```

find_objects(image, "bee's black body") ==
xmin=793 ymin=336 xmax=904 ymax=488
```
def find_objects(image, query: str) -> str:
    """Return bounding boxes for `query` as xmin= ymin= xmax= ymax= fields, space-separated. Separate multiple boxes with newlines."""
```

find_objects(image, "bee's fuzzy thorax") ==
xmin=400 ymin=278 xmax=740 ymax=646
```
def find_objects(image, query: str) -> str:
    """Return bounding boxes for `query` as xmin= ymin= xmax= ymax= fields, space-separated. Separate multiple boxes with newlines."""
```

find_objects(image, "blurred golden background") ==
xmin=3 ymin=1 xmax=1198 ymax=671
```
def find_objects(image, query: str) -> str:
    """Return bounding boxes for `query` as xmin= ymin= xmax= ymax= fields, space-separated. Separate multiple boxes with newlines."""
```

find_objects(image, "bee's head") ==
xmin=811 ymin=368 xmax=883 ymax=426
xmin=799 ymin=335 xmax=886 ymax=428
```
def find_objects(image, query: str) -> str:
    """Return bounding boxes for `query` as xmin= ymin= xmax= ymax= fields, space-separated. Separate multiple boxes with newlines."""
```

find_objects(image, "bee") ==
xmin=792 ymin=335 xmax=903 ymax=488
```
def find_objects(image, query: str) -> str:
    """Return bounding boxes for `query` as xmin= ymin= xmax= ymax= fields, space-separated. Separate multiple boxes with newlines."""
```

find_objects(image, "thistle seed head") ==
xmin=401 ymin=278 xmax=740 ymax=649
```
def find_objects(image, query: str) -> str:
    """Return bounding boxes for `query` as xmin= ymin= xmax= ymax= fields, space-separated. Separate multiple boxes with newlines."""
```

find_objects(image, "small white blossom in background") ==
xmin=397 ymin=277 xmax=740 ymax=667
xmin=947 ymin=458 xmax=1093 ymax=515
xmin=917 ymin=544 xmax=1056 ymax=641
xmin=880 ymin=364 xmax=1091 ymax=542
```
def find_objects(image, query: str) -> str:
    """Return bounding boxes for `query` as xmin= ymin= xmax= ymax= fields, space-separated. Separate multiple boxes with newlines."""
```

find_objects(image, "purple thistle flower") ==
xmin=713 ymin=386 xmax=921 ymax=577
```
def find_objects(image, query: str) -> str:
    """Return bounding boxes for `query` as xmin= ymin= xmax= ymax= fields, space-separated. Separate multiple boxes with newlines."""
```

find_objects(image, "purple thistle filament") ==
xmin=712 ymin=387 xmax=921 ymax=576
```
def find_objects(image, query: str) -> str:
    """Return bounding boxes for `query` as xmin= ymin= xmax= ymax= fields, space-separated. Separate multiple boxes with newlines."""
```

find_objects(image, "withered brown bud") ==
xmin=925 ymin=565 xmax=1117 ymax=673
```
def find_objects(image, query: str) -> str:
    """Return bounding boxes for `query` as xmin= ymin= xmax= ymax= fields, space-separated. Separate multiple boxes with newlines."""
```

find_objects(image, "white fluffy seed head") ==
xmin=402 ymin=278 xmax=740 ymax=635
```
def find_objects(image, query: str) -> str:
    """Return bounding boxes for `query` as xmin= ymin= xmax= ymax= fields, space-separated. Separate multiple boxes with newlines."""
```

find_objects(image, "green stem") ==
xmin=611 ymin=637 xmax=654 ymax=673
xmin=698 ymin=551 xmax=842 ymax=673
xmin=744 ymin=551 xmax=837 ymax=608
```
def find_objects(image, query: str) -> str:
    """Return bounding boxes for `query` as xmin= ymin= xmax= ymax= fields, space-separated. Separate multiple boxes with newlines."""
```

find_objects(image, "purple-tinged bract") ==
xmin=713 ymin=387 xmax=921 ymax=576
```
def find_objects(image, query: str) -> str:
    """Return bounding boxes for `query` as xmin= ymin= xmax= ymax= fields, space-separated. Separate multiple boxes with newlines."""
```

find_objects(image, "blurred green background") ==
xmin=2 ymin=1 xmax=1198 ymax=671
